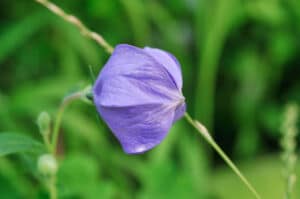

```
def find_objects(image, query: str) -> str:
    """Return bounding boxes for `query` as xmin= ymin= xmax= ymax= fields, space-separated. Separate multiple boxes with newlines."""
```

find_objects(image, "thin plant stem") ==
xmin=51 ymin=91 xmax=84 ymax=154
xmin=35 ymin=0 xmax=114 ymax=54
xmin=48 ymin=175 xmax=57 ymax=199
xmin=184 ymin=113 xmax=261 ymax=199
xmin=42 ymin=134 xmax=52 ymax=152
xmin=45 ymin=91 xmax=84 ymax=199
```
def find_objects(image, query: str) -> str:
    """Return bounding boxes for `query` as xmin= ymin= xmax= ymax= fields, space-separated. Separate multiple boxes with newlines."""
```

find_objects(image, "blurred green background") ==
xmin=0 ymin=0 xmax=300 ymax=198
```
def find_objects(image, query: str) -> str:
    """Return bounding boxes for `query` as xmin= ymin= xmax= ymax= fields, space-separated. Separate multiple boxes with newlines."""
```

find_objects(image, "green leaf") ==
xmin=0 ymin=133 xmax=44 ymax=156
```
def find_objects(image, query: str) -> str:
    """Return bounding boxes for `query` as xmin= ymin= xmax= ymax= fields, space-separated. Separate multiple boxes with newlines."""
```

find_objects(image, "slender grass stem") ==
xmin=35 ymin=0 xmax=114 ymax=54
xmin=51 ymin=91 xmax=83 ymax=154
xmin=49 ymin=175 xmax=57 ymax=199
xmin=184 ymin=113 xmax=261 ymax=199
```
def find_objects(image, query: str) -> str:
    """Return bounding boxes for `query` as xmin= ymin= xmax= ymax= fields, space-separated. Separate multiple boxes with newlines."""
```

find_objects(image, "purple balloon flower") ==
xmin=93 ymin=44 xmax=186 ymax=154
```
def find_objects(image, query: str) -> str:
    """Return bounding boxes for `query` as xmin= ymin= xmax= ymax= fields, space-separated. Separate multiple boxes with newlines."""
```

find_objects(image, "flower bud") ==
xmin=37 ymin=111 xmax=51 ymax=136
xmin=37 ymin=154 xmax=58 ymax=176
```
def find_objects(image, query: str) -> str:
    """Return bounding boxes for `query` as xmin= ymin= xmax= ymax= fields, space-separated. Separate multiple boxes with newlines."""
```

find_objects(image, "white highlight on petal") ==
xmin=132 ymin=145 xmax=148 ymax=154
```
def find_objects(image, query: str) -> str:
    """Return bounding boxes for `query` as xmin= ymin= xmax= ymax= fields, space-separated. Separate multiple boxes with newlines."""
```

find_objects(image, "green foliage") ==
xmin=0 ymin=133 xmax=44 ymax=156
xmin=58 ymin=154 xmax=116 ymax=199
xmin=0 ymin=11 xmax=47 ymax=63
xmin=0 ymin=0 xmax=299 ymax=198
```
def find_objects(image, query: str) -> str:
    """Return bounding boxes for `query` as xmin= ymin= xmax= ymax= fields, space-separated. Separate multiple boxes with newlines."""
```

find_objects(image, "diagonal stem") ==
xmin=35 ymin=0 xmax=114 ymax=54
xmin=184 ymin=113 xmax=261 ymax=199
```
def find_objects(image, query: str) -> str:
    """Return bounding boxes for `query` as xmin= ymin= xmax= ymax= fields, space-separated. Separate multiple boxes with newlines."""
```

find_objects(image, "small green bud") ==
xmin=37 ymin=111 xmax=51 ymax=136
xmin=37 ymin=154 xmax=58 ymax=176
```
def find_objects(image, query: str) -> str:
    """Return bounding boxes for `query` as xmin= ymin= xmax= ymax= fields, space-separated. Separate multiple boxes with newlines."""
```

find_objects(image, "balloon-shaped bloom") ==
xmin=93 ymin=44 xmax=186 ymax=154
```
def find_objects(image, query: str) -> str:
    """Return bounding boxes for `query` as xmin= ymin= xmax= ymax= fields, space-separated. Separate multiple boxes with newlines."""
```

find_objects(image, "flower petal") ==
xmin=93 ymin=44 xmax=180 ymax=107
xmin=97 ymin=103 xmax=175 ymax=154
xmin=173 ymin=103 xmax=186 ymax=122
xmin=144 ymin=47 xmax=183 ymax=90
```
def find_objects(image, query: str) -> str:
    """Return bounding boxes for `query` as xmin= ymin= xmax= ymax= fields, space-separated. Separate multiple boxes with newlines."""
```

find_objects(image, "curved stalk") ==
xmin=51 ymin=91 xmax=83 ymax=153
